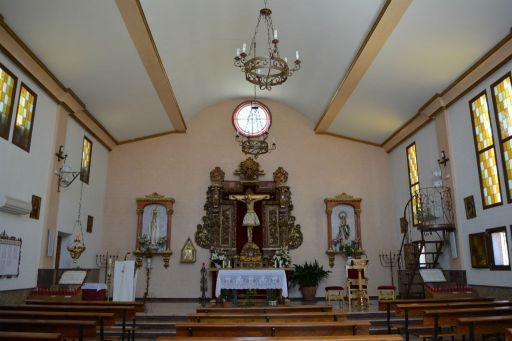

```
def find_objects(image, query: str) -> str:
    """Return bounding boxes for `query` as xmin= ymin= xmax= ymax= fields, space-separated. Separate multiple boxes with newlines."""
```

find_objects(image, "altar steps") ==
xmin=105 ymin=308 xmax=421 ymax=340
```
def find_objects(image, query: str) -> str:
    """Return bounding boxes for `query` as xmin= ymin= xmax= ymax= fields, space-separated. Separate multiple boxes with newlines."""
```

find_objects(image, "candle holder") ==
xmin=96 ymin=252 xmax=118 ymax=301
xmin=379 ymin=250 xmax=400 ymax=286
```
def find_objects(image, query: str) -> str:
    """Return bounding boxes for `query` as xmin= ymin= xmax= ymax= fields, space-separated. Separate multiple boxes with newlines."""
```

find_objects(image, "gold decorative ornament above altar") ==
xmin=195 ymin=158 xmax=303 ymax=268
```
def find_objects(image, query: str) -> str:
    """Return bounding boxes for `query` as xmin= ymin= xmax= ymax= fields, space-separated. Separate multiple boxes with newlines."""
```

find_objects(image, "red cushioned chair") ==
xmin=377 ymin=284 xmax=396 ymax=300
xmin=324 ymin=286 xmax=344 ymax=308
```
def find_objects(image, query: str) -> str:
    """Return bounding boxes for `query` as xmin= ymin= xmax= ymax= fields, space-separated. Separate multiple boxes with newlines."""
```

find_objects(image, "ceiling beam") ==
xmin=115 ymin=0 xmax=186 ymax=132
xmin=0 ymin=16 xmax=117 ymax=150
xmin=314 ymin=0 xmax=411 ymax=133
xmin=382 ymin=31 xmax=512 ymax=152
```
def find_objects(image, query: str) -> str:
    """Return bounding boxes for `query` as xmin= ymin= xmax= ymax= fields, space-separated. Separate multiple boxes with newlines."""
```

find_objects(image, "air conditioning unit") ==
xmin=0 ymin=194 xmax=31 ymax=215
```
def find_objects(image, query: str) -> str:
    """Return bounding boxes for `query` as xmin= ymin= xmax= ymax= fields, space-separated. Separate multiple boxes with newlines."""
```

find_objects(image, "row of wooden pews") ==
xmin=0 ymin=299 xmax=144 ymax=341
xmin=379 ymin=297 xmax=512 ymax=341
xmin=156 ymin=304 xmax=402 ymax=341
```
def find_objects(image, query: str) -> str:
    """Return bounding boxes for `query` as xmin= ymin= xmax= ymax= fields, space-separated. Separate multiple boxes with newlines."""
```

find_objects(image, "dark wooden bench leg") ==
xmin=271 ymin=327 xmax=276 ymax=337
xmin=188 ymin=327 xmax=193 ymax=336
xmin=405 ymin=308 xmax=410 ymax=341
xmin=387 ymin=303 xmax=391 ymax=334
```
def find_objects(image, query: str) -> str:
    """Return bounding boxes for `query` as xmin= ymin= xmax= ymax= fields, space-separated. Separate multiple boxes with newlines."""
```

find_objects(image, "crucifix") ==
xmin=229 ymin=189 xmax=270 ymax=242
xmin=229 ymin=189 xmax=270 ymax=265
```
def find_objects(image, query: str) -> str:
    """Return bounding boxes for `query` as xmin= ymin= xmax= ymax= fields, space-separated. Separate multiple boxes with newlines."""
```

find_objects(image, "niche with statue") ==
xmin=133 ymin=192 xmax=174 ymax=268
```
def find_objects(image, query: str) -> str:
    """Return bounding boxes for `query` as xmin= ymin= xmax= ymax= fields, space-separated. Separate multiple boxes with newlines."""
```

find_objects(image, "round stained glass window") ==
xmin=232 ymin=100 xmax=272 ymax=137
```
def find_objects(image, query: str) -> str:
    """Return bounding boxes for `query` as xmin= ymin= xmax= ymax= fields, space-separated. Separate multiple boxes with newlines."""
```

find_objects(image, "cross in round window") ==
xmin=232 ymin=100 xmax=271 ymax=137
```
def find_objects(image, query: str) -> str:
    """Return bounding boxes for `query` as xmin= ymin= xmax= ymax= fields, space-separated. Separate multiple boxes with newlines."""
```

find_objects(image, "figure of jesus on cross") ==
xmin=229 ymin=189 xmax=269 ymax=242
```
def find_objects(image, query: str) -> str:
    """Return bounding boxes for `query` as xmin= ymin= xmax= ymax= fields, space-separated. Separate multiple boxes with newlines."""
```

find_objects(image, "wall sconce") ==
xmin=55 ymin=145 xmax=81 ymax=192
xmin=437 ymin=150 xmax=450 ymax=167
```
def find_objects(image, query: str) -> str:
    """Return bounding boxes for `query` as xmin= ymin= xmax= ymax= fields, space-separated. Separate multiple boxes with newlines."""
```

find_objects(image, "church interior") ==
xmin=0 ymin=0 xmax=512 ymax=340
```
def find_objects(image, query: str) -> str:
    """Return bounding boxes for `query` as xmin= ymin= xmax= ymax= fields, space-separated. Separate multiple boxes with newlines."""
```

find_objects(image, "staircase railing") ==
xmin=398 ymin=187 xmax=455 ymax=297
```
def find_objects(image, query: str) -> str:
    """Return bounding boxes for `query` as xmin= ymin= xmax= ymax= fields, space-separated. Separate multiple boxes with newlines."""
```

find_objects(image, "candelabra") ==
xmin=96 ymin=252 xmax=118 ymax=301
xmin=200 ymin=263 xmax=208 ymax=307
xmin=379 ymin=250 xmax=400 ymax=286
xmin=143 ymin=257 xmax=152 ymax=303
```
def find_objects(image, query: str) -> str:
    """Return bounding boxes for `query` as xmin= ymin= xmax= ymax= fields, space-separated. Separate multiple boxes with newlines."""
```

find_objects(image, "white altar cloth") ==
xmin=215 ymin=269 xmax=288 ymax=297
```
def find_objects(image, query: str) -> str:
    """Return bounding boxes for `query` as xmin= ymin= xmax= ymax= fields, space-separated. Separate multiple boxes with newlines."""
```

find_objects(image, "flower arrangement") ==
xmin=210 ymin=248 xmax=227 ymax=267
xmin=138 ymin=234 xmax=166 ymax=256
xmin=272 ymin=246 xmax=291 ymax=268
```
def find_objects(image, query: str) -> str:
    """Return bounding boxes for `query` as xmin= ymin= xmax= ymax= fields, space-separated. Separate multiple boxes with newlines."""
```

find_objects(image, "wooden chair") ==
xmin=325 ymin=286 xmax=345 ymax=308
xmin=346 ymin=263 xmax=369 ymax=309
xmin=377 ymin=285 xmax=396 ymax=301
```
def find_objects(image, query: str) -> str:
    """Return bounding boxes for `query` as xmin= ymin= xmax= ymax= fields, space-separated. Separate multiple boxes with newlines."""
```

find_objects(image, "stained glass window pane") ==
xmin=12 ymin=84 xmax=37 ymax=152
xmin=407 ymin=143 xmax=419 ymax=185
xmin=80 ymin=136 xmax=92 ymax=184
xmin=0 ymin=65 xmax=17 ymax=140
xmin=492 ymin=76 xmax=512 ymax=139
xmin=478 ymin=148 xmax=501 ymax=206
xmin=492 ymin=74 xmax=512 ymax=202
xmin=407 ymin=143 xmax=421 ymax=225
xmin=503 ymin=139 xmax=512 ymax=195
xmin=470 ymin=94 xmax=494 ymax=151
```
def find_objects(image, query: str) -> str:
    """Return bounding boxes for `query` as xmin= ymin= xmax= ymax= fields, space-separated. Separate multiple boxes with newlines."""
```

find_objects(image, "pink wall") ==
xmin=102 ymin=99 xmax=396 ymax=298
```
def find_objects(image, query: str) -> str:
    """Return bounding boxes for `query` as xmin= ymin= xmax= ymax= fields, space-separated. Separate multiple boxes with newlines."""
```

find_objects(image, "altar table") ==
xmin=215 ymin=269 xmax=288 ymax=297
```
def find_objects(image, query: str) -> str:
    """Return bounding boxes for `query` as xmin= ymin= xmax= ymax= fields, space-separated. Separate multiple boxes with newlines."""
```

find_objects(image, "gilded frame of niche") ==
xmin=135 ymin=192 xmax=174 ymax=254
xmin=324 ymin=193 xmax=362 ymax=267
xmin=194 ymin=158 xmax=303 ymax=258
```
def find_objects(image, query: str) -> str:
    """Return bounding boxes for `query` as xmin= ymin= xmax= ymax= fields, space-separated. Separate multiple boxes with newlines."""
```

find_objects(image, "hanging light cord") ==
xmin=75 ymin=180 xmax=85 ymax=242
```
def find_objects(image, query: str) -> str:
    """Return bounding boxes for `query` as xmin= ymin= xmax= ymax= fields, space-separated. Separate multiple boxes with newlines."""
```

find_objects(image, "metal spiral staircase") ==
xmin=398 ymin=187 xmax=455 ymax=297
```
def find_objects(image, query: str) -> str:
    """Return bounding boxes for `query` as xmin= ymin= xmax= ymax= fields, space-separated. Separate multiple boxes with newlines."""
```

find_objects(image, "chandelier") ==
xmin=234 ymin=0 xmax=301 ymax=90
xmin=67 ymin=181 xmax=86 ymax=264
xmin=235 ymin=132 xmax=277 ymax=158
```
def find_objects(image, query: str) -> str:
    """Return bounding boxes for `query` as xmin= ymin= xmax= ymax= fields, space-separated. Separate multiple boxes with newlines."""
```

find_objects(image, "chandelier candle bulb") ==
xmin=242 ymin=43 xmax=246 ymax=53
xmin=284 ymin=57 xmax=288 ymax=63
xmin=236 ymin=48 xmax=240 ymax=56
xmin=296 ymin=50 xmax=299 ymax=60
xmin=274 ymin=29 xmax=277 ymax=39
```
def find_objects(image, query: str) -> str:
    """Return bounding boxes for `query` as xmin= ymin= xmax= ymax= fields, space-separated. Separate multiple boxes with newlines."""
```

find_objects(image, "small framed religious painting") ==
xmin=30 ymin=195 xmax=41 ymax=220
xmin=86 ymin=215 xmax=93 ymax=233
xmin=135 ymin=192 xmax=175 ymax=254
xmin=464 ymin=195 xmax=476 ymax=219
xmin=180 ymin=237 xmax=196 ymax=263
xmin=468 ymin=232 xmax=489 ymax=268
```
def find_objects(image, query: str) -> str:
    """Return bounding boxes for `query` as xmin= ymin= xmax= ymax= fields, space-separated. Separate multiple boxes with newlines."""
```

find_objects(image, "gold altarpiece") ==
xmin=194 ymin=158 xmax=303 ymax=266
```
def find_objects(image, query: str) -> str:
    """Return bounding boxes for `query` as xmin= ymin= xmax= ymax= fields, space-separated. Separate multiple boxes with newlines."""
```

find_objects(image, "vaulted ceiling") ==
xmin=0 ymin=0 xmax=511 ymax=146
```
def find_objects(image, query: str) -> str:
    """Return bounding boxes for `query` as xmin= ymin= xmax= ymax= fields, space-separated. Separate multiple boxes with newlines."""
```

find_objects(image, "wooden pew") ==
xmin=457 ymin=315 xmax=512 ymax=341
xmin=176 ymin=320 xmax=371 ymax=337
xmin=196 ymin=304 xmax=333 ymax=314
xmin=25 ymin=299 xmax=145 ymax=313
xmin=395 ymin=300 xmax=512 ymax=341
xmin=187 ymin=311 xmax=347 ymax=323
xmin=1 ymin=304 xmax=134 ymax=341
xmin=0 ymin=332 xmax=62 ymax=340
xmin=423 ymin=306 xmax=512 ymax=340
xmin=160 ymin=335 xmax=404 ymax=341
xmin=506 ymin=328 xmax=512 ymax=341
xmin=0 ymin=318 xmax=96 ymax=341
xmin=25 ymin=299 xmax=143 ymax=340
xmin=0 ymin=310 xmax=115 ymax=341
xmin=379 ymin=297 xmax=493 ymax=334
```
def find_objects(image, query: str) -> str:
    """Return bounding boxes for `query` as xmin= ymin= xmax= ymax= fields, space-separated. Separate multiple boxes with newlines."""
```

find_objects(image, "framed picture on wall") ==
xmin=86 ymin=215 xmax=93 ymax=233
xmin=30 ymin=195 xmax=41 ymax=220
xmin=468 ymin=232 xmax=489 ymax=268
xmin=464 ymin=195 xmax=476 ymax=219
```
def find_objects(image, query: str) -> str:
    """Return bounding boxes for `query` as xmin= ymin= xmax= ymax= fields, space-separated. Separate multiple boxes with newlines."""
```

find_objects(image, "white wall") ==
xmin=0 ymin=51 xmax=58 ymax=290
xmin=103 ymin=99 xmax=397 ymax=298
xmin=445 ymin=60 xmax=512 ymax=286
xmin=57 ymin=118 xmax=109 ymax=269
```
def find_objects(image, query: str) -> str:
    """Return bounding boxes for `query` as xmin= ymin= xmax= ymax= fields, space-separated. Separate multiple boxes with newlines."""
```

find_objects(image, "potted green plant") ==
xmin=289 ymin=260 xmax=331 ymax=300
xmin=267 ymin=289 xmax=278 ymax=306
